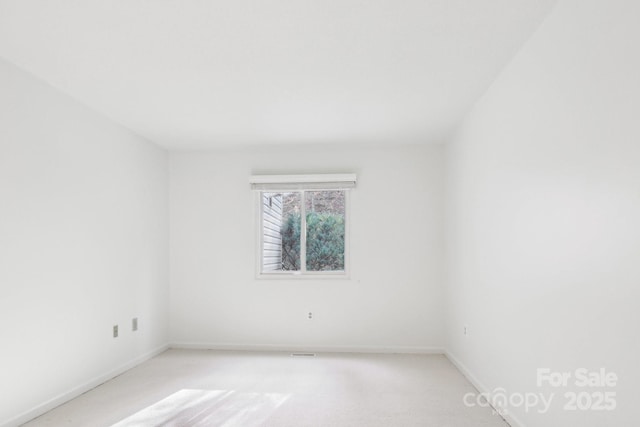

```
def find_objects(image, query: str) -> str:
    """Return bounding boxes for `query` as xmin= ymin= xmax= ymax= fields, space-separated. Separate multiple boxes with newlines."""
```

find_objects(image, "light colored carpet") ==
xmin=23 ymin=349 xmax=509 ymax=426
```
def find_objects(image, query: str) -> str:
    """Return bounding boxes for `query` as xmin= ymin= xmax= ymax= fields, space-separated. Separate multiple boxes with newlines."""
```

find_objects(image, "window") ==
xmin=250 ymin=174 xmax=355 ymax=278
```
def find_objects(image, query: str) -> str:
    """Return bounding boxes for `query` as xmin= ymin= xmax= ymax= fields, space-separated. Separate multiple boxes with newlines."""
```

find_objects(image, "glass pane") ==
xmin=305 ymin=190 xmax=345 ymax=271
xmin=262 ymin=192 xmax=301 ymax=272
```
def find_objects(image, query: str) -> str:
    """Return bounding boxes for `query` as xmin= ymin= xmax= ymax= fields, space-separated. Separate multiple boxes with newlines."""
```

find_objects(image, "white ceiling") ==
xmin=0 ymin=0 xmax=556 ymax=149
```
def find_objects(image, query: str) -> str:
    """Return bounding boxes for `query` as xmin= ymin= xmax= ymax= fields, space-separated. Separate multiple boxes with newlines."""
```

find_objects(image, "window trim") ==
xmin=251 ymin=175 xmax=354 ymax=280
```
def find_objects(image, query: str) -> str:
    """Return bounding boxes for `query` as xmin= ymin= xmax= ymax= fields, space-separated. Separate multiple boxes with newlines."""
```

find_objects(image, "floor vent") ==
xmin=291 ymin=353 xmax=316 ymax=357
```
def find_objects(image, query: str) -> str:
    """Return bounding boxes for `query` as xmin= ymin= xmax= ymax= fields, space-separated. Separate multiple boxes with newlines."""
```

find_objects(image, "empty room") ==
xmin=0 ymin=0 xmax=637 ymax=426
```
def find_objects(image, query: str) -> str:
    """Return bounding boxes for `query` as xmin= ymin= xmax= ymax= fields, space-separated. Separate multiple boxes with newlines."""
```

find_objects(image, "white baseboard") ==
xmin=445 ymin=351 xmax=525 ymax=427
xmin=170 ymin=342 xmax=445 ymax=355
xmin=2 ymin=344 xmax=169 ymax=427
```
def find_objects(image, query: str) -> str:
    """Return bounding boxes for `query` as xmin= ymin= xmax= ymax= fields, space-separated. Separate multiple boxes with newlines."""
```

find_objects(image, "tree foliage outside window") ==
xmin=306 ymin=212 xmax=345 ymax=271
xmin=281 ymin=212 xmax=301 ymax=270
xmin=281 ymin=211 xmax=345 ymax=271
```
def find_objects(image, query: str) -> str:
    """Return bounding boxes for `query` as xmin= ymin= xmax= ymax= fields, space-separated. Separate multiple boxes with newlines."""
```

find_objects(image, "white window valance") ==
xmin=249 ymin=174 xmax=357 ymax=191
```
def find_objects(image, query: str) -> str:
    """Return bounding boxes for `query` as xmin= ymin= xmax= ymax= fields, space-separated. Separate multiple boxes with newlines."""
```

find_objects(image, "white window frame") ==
xmin=251 ymin=174 xmax=355 ymax=280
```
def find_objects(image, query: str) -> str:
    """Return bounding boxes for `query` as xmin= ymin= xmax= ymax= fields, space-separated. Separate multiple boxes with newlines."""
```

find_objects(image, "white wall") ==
xmin=444 ymin=0 xmax=639 ymax=425
xmin=170 ymin=144 xmax=444 ymax=352
xmin=0 ymin=59 xmax=169 ymax=426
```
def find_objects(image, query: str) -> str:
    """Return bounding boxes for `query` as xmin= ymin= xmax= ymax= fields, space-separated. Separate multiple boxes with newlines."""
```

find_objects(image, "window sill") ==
xmin=257 ymin=271 xmax=349 ymax=280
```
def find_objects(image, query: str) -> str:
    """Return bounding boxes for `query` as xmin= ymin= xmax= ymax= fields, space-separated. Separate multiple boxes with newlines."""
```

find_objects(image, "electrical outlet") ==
xmin=307 ymin=311 xmax=313 ymax=320
xmin=463 ymin=324 xmax=468 ymax=336
xmin=113 ymin=325 xmax=119 ymax=338
xmin=132 ymin=318 xmax=138 ymax=332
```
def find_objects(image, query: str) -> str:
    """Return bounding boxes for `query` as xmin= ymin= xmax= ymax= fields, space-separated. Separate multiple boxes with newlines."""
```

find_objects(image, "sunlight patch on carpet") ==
xmin=111 ymin=389 xmax=289 ymax=426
